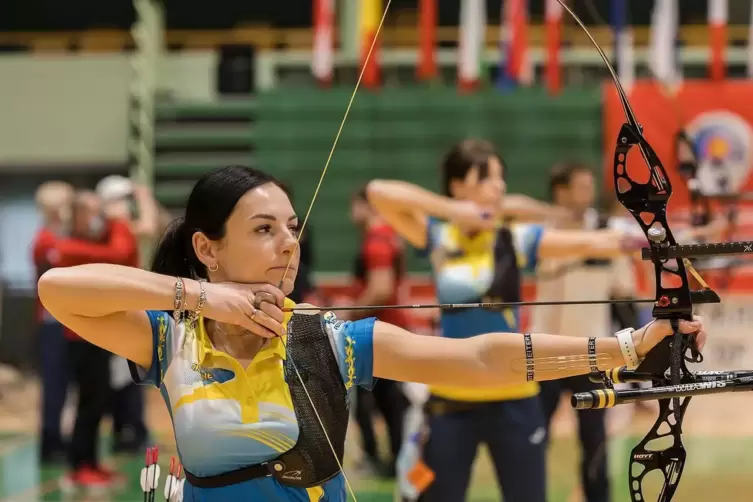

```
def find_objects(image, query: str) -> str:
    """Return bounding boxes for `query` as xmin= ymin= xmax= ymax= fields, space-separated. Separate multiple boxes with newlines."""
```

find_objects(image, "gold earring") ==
xmin=209 ymin=263 xmax=219 ymax=272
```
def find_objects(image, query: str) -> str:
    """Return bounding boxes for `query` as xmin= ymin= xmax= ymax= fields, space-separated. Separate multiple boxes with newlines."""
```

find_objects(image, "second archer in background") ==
xmin=367 ymin=138 xmax=644 ymax=502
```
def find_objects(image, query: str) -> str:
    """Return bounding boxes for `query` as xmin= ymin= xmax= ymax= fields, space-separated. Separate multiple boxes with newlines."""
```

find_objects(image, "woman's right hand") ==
xmin=199 ymin=281 xmax=286 ymax=338
xmin=449 ymin=200 xmax=499 ymax=232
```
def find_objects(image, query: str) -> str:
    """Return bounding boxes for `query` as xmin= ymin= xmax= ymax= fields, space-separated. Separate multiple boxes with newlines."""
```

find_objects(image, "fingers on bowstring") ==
xmin=255 ymin=302 xmax=286 ymax=337
xmin=257 ymin=299 xmax=285 ymax=324
xmin=244 ymin=299 xmax=285 ymax=337
xmin=242 ymin=308 xmax=279 ymax=339
xmin=252 ymin=285 xmax=285 ymax=307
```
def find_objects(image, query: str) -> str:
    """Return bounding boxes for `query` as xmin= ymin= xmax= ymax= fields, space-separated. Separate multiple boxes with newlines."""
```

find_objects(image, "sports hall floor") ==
xmin=0 ymin=382 xmax=751 ymax=501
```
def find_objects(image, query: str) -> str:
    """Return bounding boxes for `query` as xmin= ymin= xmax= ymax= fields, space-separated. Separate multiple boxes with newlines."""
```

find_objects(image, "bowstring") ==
xmin=275 ymin=2 xmax=394 ymax=500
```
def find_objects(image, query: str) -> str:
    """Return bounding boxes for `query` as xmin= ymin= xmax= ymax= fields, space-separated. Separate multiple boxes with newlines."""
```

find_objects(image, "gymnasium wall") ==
xmin=253 ymin=86 xmax=604 ymax=272
xmin=0 ymin=52 xmax=218 ymax=170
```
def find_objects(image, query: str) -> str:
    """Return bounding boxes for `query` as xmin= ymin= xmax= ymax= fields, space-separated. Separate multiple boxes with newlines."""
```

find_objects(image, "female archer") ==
xmin=366 ymin=139 xmax=660 ymax=502
xmin=38 ymin=165 xmax=706 ymax=501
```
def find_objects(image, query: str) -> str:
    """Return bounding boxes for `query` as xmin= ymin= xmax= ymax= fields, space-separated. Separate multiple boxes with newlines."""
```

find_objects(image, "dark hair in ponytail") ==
xmin=151 ymin=165 xmax=285 ymax=279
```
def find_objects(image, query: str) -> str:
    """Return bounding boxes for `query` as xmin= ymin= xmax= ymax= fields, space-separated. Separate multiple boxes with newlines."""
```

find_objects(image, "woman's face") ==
xmin=194 ymin=183 xmax=300 ymax=295
xmin=452 ymin=155 xmax=506 ymax=208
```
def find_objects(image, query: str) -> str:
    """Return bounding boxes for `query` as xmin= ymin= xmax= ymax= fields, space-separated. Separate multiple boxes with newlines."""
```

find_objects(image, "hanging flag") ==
xmin=611 ymin=0 xmax=634 ymax=93
xmin=497 ymin=0 xmax=531 ymax=90
xmin=708 ymin=0 xmax=728 ymax=81
xmin=649 ymin=0 xmax=682 ymax=92
xmin=360 ymin=0 xmax=382 ymax=89
xmin=748 ymin=0 xmax=753 ymax=78
xmin=544 ymin=0 xmax=563 ymax=95
xmin=312 ymin=0 xmax=335 ymax=87
xmin=417 ymin=0 xmax=438 ymax=81
xmin=458 ymin=0 xmax=487 ymax=92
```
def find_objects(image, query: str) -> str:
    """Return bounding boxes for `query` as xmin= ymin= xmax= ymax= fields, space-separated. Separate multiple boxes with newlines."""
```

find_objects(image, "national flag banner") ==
xmin=649 ymin=0 xmax=681 ymax=91
xmin=458 ymin=0 xmax=487 ymax=92
xmin=544 ymin=0 xmax=563 ymax=95
xmin=749 ymin=0 xmax=753 ymax=78
xmin=497 ymin=0 xmax=531 ymax=90
xmin=417 ymin=0 xmax=438 ymax=81
xmin=708 ymin=0 xmax=728 ymax=81
xmin=312 ymin=0 xmax=335 ymax=87
xmin=611 ymin=0 xmax=634 ymax=93
xmin=359 ymin=0 xmax=382 ymax=89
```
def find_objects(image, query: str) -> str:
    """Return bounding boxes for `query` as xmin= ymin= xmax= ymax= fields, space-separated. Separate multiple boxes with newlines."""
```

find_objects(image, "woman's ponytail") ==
xmin=150 ymin=217 xmax=200 ymax=278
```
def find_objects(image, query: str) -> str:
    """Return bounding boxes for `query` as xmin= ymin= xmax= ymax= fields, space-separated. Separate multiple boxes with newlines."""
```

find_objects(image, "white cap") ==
xmin=96 ymin=175 xmax=133 ymax=201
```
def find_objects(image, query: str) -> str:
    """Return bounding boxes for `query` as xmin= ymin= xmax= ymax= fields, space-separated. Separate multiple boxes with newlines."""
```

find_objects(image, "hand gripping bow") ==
xmin=559 ymin=2 xmax=753 ymax=501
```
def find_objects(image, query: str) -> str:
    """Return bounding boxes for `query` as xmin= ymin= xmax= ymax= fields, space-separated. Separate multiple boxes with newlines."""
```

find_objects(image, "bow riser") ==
xmin=612 ymin=124 xmax=696 ymax=502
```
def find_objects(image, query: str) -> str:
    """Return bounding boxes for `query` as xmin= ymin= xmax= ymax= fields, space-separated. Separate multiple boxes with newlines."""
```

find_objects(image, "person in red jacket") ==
xmin=344 ymin=186 xmax=410 ymax=478
xmin=95 ymin=177 xmax=157 ymax=454
xmin=47 ymin=191 xmax=138 ymax=490
xmin=33 ymin=181 xmax=74 ymax=464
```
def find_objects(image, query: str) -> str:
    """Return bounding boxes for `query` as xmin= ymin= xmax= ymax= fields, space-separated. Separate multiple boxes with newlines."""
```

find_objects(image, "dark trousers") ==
xmin=67 ymin=340 xmax=111 ymax=470
xmin=39 ymin=322 xmax=70 ymax=456
xmin=419 ymin=396 xmax=547 ymax=502
xmin=355 ymin=379 xmax=409 ymax=466
xmin=540 ymin=376 xmax=610 ymax=502
xmin=111 ymin=382 xmax=148 ymax=451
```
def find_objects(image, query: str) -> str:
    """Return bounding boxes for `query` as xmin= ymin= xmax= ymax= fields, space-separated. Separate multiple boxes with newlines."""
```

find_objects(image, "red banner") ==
xmin=603 ymin=80 xmax=753 ymax=290
xmin=603 ymin=80 xmax=753 ymax=210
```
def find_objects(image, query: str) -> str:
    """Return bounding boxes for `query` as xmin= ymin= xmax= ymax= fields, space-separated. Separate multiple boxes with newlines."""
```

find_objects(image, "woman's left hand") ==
xmin=633 ymin=315 xmax=707 ymax=359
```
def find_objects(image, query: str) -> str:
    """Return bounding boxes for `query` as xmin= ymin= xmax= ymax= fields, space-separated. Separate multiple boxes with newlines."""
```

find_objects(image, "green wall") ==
xmin=253 ymin=86 xmax=604 ymax=272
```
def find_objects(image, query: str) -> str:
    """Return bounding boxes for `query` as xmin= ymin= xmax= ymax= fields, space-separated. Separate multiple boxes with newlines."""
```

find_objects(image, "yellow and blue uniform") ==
xmin=413 ymin=217 xmax=548 ymax=502
xmin=426 ymin=218 xmax=543 ymax=401
xmin=130 ymin=299 xmax=376 ymax=501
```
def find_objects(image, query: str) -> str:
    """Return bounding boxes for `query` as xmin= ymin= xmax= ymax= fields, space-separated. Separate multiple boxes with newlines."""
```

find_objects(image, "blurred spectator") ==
xmin=47 ymin=190 xmax=138 ymax=488
xmin=95 ymin=176 xmax=164 ymax=454
xmin=343 ymin=186 xmax=409 ymax=478
xmin=533 ymin=163 xmax=612 ymax=502
xmin=33 ymin=181 xmax=74 ymax=464
xmin=96 ymin=175 xmax=171 ymax=242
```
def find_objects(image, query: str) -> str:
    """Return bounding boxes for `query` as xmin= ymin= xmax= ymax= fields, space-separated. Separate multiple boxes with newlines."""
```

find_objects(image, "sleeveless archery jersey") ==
xmin=128 ymin=299 xmax=376 ymax=501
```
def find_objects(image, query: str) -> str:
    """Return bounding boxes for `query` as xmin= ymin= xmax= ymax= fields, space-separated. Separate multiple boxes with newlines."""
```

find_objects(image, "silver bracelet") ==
xmin=190 ymin=279 xmax=207 ymax=328
xmin=173 ymin=277 xmax=185 ymax=323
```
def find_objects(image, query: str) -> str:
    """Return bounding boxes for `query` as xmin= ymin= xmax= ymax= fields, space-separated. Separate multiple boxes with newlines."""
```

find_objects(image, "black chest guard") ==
xmin=271 ymin=311 xmax=350 ymax=488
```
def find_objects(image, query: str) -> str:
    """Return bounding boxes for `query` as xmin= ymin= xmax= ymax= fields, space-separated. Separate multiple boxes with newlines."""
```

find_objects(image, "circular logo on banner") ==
xmin=686 ymin=111 xmax=753 ymax=194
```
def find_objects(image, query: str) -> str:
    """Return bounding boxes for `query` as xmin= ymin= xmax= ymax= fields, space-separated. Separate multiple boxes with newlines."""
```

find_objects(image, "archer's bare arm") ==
xmin=538 ymin=228 xmax=635 ymax=260
xmin=372 ymin=322 xmax=626 ymax=386
xmin=38 ymin=264 xmax=194 ymax=368
xmin=371 ymin=318 xmax=704 ymax=387
xmin=365 ymin=180 xmax=450 ymax=249
xmin=503 ymin=194 xmax=571 ymax=223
